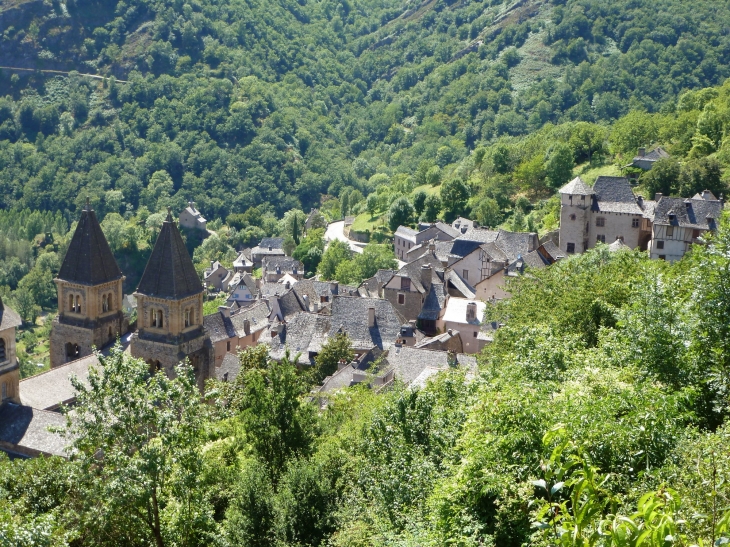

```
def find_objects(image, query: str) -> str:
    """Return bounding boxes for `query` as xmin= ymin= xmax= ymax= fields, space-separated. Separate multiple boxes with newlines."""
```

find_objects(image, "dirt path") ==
xmin=0 ymin=66 xmax=127 ymax=83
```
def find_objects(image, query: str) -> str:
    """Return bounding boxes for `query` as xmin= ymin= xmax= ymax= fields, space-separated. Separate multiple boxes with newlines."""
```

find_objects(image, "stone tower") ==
xmin=558 ymin=176 xmax=594 ymax=255
xmin=130 ymin=210 xmax=212 ymax=389
xmin=50 ymin=202 xmax=127 ymax=368
xmin=0 ymin=298 xmax=23 ymax=404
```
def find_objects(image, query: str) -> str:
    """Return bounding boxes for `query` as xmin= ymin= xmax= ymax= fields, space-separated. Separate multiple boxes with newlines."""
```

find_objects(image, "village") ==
xmin=0 ymin=147 xmax=724 ymax=458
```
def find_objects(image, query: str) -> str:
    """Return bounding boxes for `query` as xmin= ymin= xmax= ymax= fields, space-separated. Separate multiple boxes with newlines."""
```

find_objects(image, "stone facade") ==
xmin=0 ymin=300 xmax=23 ymax=404
xmin=50 ymin=279 xmax=127 ymax=367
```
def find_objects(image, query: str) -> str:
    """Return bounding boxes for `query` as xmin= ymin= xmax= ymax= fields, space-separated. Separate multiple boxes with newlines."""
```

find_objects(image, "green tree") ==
xmin=609 ymin=111 xmax=658 ymax=157
xmin=545 ymin=142 xmax=574 ymax=189
xmin=313 ymin=333 xmax=354 ymax=383
xmin=65 ymin=346 xmax=212 ymax=546
xmin=641 ymin=157 xmax=681 ymax=197
xmin=440 ymin=179 xmax=470 ymax=223
xmin=422 ymin=194 xmax=442 ymax=222
xmin=388 ymin=197 xmax=414 ymax=232
xmin=412 ymin=191 xmax=427 ymax=216
xmin=317 ymin=239 xmax=351 ymax=280
xmin=293 ymin=228 xmax=326 ymax=274
xmin=12 ymin=287 xmax=38 ymax=325
xmin=366 ymin=194 xmax=378 ymax=218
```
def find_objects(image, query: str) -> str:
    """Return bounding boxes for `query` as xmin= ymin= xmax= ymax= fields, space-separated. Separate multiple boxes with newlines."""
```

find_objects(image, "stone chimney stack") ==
xmin=218 ymin=305 xmax=230 ymax=318
xmin=421 ymin=264 xmax=432 ymax=292
xmin=638 ymin=147 xmax=646 ymax=157
xmin=330 ymin=281 xmax=339 ymax=295
xmin=302 ymin=294 xmax=309 ymax=310
xmin=466 ymin=302 xmax=477 ymax=322
xmin=243 ymin=318 xmax=251 ymax=335
xmin=655 ymin=192 xmax=663 ymax=201
xmin=367 ymin=306 xmax=375 ymax=328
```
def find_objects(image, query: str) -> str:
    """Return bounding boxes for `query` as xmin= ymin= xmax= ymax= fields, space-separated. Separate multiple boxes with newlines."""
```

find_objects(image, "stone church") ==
xmin=50 ymin=204 xmax=212 ymax=387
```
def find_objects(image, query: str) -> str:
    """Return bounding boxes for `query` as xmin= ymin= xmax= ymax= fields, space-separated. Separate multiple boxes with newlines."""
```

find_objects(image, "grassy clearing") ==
xmin=573 ymin=162 xmax=623 ymax=185
xmin=17 ymin=314 xmax=52 ymax=378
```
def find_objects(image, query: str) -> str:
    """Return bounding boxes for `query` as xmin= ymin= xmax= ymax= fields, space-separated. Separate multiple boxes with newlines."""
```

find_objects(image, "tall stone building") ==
xmin=0 ymin=298 xmax=23 ymax=404
xmin=50 ymin=203 xmax=127 ymax=368
xmin=130 ymin=211 xmax=212 ymax=389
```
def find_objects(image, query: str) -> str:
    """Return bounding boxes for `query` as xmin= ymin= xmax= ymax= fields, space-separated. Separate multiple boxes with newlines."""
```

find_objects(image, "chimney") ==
xmin=421 ymin=264 xmax=432 ymax=292
xmin=268 ymin=246 xmax=272 ymax=251
xmin=210 ymin=260 xmax=215 ymax=269
xmin=218 ymin=305 xmax=230 ymax=318
xmin=636 ymin=195 xmax=644 ymax=207
xmin=654 ymin=192 xmax=663 ymax=201
xmin=466 ymin=302 xmax=477 ymax=322
xmin=276 ymin=265 xmax=281 ymax=274
xmin=638 ymin=147 xmax=646 ymax=157
xmin=367 ymin=307 xmax=375 ymax=328
xmin=284 ymin=280 xmax=291 ymax=290
xmin=243 ymin=318 xmax=251 ymax=335
xmin=428 ymin=239 xmax=436 ymax=252
xmin=447 ymin=328 xmax=452 ymax=336
xmin=447 ymin=350 xmax=457 ymax=367
xmin=313 ymin=301 xmax=319 ymax=312
xmin=330 ymin=281 xmax=339 ymax=295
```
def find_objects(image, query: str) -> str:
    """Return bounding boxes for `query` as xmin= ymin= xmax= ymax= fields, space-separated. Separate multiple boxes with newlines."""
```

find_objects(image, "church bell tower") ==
xmin=130 ymin=210 xmax=212 ymax=389
xmin=50 ymin=201 xmax=127 ymax=368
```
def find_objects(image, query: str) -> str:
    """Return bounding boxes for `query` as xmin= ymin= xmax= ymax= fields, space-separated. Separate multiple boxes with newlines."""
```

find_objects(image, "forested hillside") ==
xmin=1 ymin=0 xmax=730 ymax=222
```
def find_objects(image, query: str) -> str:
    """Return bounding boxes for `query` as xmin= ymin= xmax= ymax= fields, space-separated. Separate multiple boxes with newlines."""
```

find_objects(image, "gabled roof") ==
xmin=633 ymin=146 xmax=669 ymax=163
xmin=455 ymin=228 xmax=500 ymax=244
xmin=692 ymin=190 xmax=719 ymax=201
xmin=230 ymin=301 xmax=270 ymax=337
xmin=559 ymin=176 xmax=594 ymax=195
xmin=203 ymin=311 xmax=238 ymax=343
xmin=0 ymin=298 xmax=22 ymax=332
xmin=494 ymin=229 xmax=537 ymax=262
xmin=0 ymin=403 xmax=68 ymax=457
xmin=137 ymin=212 xmax=203 ymax=299
xmin=592 ymin=176 xmax=643 ymax=215
xmin=380 ymin=346 xmax=477 ymax=387
xmin=217 ymin=353 xmax=241 ymax=382
xmin=444 ymin=269 xmax=476 ymax=299
xmin=394 ymin=225 xmax=418 ymax=240
xmin=19 ymin=354 xmax=96 ymax=410
xmin=257 ymin=237 xmax=284 ymax=250
xmin=608 ymin=238 xmax=631 ymax=252
xmin=58 ymin=206 xmax=123 ymax=286
xmin=263 ymin=256 xmax=303 ymax=273
xmin=652 ymin=196 xmax=723 ymax=230
xmin=330 ymin=296 xmax=405 ymax=350
xmin=433 ymin=222 xmax=461 ymax=239
xmin=392 ymin=251 xmax=443 ymax=294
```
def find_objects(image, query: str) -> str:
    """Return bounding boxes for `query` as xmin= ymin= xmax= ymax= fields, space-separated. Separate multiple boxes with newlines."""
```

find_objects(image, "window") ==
xmin=227 ymin=341 xmax=231 ymax=352
xmin=398 ymin=293 xmax=405 ymax=305
xmin=69 ymin=294 xmax=74 ymax=312
xmin=184 ymin=309 xmax=191 ymax=328
xmin=693 ymin=229 xmax=701 ymax=239
xmin=76 ymin=295 xmax=81 ymax=314
xmin=108 ymin=327 xmax=113 ymax=340
xmin=320 ymin=295 xmax=328 ymax=303
xmin=580 ymin=195 xmax=585 ymax=201
xmin=462 ymin=270 xmax=469 ymax=280
xmin=473 ymin=331 xmax=477 ymax=338
xmin=158 ymin=310 xmax=164 ymax=329
xmin=570 ymin=214 xmax=576 ymax=221
xmin=656 ymin=240 xmax=664 ymax=250
xmin=632 ymin=218 xmax=640 ymax=228
xmin=596 ymin=234 xmax=606 ymax=243
xmin=659 ymin=255 xmax=666 ymax=260
xmin=667 ymin=226 xmax=674 ymax=237
xmin=102 ymin=294 xmax=108 ymax=313
xmin=0 ymin=339 xmax=5 ymax=361
xmin=400 ymin=277 xmax=411 ymax=291
xmin=566 ymin=243 xmax=575 ymax=254
xmin=596 ymin=217 xmax=605 ymax=227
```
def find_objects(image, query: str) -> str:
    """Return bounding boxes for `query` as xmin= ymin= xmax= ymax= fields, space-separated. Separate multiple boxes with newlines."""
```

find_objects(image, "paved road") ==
xmin=0 ymin=66 xmax=127 ymax=82
xmin=324 ymin=221 xmax=365 ymax=254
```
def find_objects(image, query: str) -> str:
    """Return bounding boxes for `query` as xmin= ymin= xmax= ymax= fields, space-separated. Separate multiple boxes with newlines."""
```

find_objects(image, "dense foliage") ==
xmin=5 ymin=215 xmax=730 ymax=545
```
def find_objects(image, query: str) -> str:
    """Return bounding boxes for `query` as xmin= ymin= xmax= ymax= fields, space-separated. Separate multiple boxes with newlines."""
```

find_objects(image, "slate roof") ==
xmin=330 ymin=296 xmax=405 ymax=350
xmin=433 ymin=222 xmax=461 ymax=239
xmin=444 ymin=270 xmax=476 ymax=299
xmin=380 ymin=346 xmax=477 ymax=386
xmin=592 ymin=177 xmax=643 ymax=215
xmin=58 ymin=206 xmax=123 ymax=286
xmin=277 ymin=288 xmax=307 ymax=319
xmin=392 ymin=251 xmax=443 ymax=294
xmin=418 ymin=283 xmax=447 ymax=321
xmin=559 ymin=176 xmax=594 ymax=195
xmin=455 ymin=228 xmax=500 ymax=244
xmin=0 ymin=298 xmax=22 ymax=332
xmin=230 ymin=301 xmax=270 ymax=336
xmin=494 ymin=229 xmax=537 ymax=262
xmin=263 ymin=256 xmax=303 ymax=273
xmin=267 ymin=312 xmax=332 ymax=365
xmin=539 ymin=241 xmax=565 ymax=262
xmin=203 ymin=312 xmax=237 ymax=343
xmin=0 ymin=403 xmax=69 ymax=457
xmin=137 ymin=212 xmax=203 ymax=299
xmin=257 ymin=237 xmax=284 ymax=250
xmin=19 ymin=354 xmax=97 ymax=410
xmin=521 ymin=250 xmax=550 ymax=269
xmin=234 ymin=249 xmax=253 ymax=265
xmin=394 ymin=226 xmax=418 ymax=240
xmin=260 ymin=282 xmax=287 ymax=298
xmin=415 ymin=330 xmax=463 ymax=351
xmin=217 ymin=353 xmax=242 ymax=382
xmin=633 ymin=146 xmax=669 ymax=163
xmin=652 ymin=196 xmax=723 ymax=229
xmin=693 ymin=190 xmax=718 ymax=201
xmin=608 ymin=238 xmax=631 ymax=251
xmin=640 ymin=199 xmax=657 ymax=220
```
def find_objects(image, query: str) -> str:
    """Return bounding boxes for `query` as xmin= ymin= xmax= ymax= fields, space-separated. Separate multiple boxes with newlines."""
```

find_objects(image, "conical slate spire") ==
xmin=136 ymin=211 xmax=203 ymax=299
xmin=57 ymin=206 xmax=123 ymax=285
